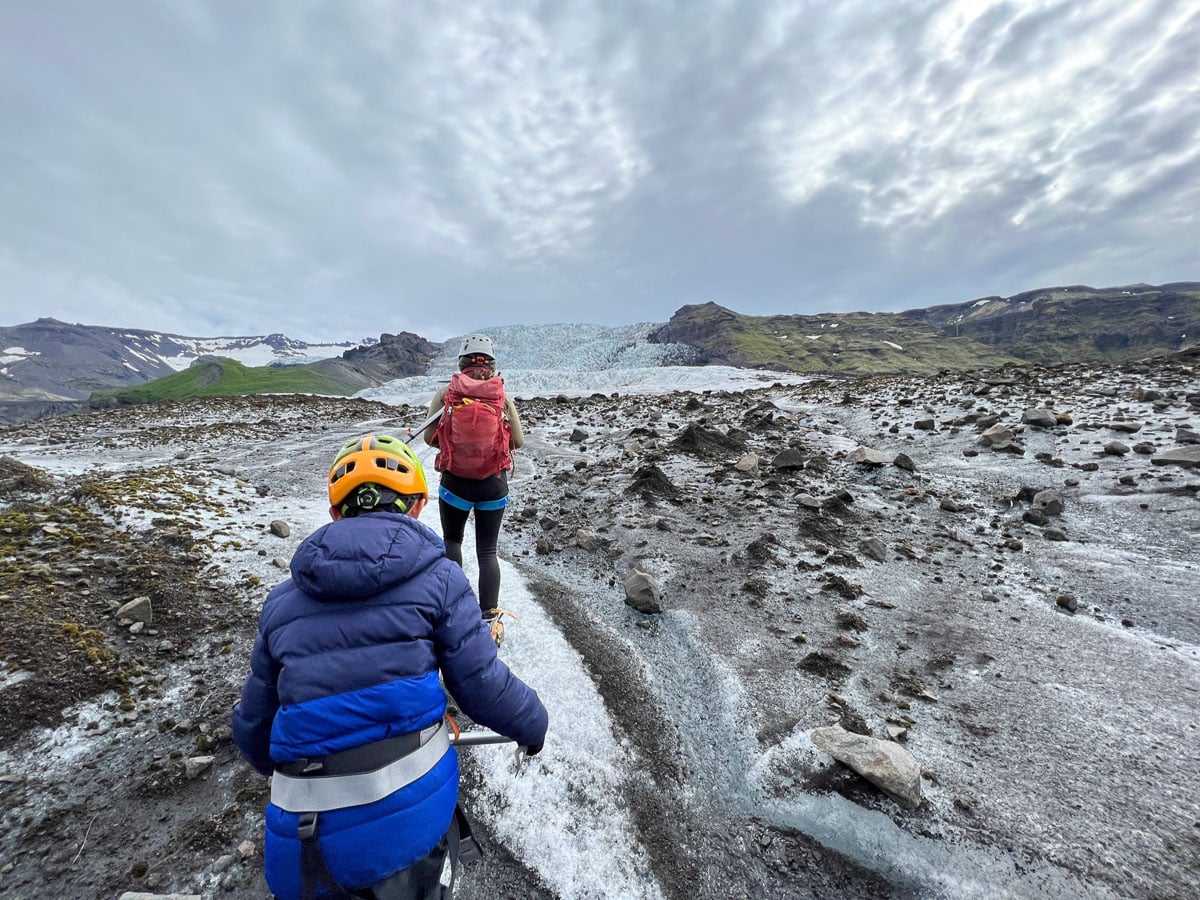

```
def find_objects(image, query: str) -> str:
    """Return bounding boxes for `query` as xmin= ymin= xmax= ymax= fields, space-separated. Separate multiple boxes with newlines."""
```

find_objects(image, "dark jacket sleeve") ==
xmin=231 ymin=628 xmax=282 ymax=776
xmin=432 ymin=563 xmax=548 ymax=747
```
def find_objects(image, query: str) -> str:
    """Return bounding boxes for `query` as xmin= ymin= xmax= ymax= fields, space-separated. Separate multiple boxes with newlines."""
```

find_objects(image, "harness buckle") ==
xmin=297 ymin=811 xmax=318 ymax=841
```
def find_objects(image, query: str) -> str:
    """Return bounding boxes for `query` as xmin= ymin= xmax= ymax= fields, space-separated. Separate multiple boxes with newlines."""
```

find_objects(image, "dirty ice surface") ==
xmin=5 ymin=357 xmax=1198 ymax=899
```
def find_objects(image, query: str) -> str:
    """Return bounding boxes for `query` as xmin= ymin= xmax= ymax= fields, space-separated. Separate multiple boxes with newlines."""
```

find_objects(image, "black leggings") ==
xmin=438 ymin=472 xmax=508 ymax=614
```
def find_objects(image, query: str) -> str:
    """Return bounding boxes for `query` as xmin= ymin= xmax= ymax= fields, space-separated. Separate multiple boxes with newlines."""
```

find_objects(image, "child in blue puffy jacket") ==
xmin=232 ymin=434 xmax=548 ymax=900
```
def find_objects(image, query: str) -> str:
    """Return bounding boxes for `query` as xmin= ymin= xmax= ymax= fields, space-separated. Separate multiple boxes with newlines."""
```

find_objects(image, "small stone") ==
xmin=116 ymin=596 xmax=153 ymax=625
xmin=734 ymin=452 xmax=759 ymax=474
xmin=1022 ymin=409 xmax=1058 ymax=428
xmin=575 ymin=529 xmax=603 ymax=551
xmin=183 ymin=756 xmax=215 ymax=779
xmin=859 ymin=537 xmax=887 ymax=562
xmin=269 ymin=520 xmax=291 ymax=538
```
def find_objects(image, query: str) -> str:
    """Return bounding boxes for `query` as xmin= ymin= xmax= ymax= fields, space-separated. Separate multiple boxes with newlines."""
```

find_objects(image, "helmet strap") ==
xmin=341 ymin=484 xmax=409 ymax=518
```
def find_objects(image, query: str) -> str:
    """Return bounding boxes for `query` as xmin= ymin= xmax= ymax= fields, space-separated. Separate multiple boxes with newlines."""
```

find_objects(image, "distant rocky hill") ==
xmin=0 ymin=319 xmax=387 ymax=420
xmin=650 ymin=282 xmax=1200 ymax=373
xmin=899 ymin=282 xmax=1199 ymax=365
xmin=308 ymin=331 xmax=441 ymax=389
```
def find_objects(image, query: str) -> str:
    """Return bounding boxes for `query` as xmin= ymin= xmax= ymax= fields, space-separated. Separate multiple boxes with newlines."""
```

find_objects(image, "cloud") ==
xmin=0 ymin=0 xmax=1194 ymax=340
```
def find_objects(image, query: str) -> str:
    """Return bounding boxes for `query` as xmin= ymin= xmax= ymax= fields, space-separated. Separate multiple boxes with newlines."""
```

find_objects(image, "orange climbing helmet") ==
xmin=328 ymin=433 xmax=428 ymax=513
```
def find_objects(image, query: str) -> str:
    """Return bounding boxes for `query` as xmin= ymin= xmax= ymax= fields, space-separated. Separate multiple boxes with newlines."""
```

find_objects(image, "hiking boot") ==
xmin=483 ymin=609 xmax=505 ymax=647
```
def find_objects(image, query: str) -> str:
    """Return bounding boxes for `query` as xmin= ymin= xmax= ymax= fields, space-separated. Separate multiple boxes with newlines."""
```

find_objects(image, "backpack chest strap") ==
xmin=271 ymin=720 xmax=450 ymax=812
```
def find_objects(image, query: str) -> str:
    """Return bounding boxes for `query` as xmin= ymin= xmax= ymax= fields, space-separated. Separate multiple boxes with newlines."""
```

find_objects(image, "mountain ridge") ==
xmin=4 ymin=280 xmax=1196 ymax=419
xmin=649 ymin=282 xmax=1199 ymax=372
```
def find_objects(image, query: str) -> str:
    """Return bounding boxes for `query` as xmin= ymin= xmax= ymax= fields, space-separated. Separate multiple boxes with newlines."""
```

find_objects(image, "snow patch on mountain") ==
xmin=156 ymin=334 xmax=373 ymax=371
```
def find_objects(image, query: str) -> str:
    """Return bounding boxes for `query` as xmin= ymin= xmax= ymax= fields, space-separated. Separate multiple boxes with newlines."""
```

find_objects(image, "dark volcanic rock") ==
xmin=671 ymin=423 xmax=746 ymax=456
xmin=313 ymin=331 xmax=440 ymax=385
xmin=626 ymin=464 xmax=681 ymax=502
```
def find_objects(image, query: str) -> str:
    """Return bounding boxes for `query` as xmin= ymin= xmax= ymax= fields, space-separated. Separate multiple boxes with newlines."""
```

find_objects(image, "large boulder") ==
xmin=1151 ymin=446 xmax=1200 ymax=468
xmin=810 ymin=724 xmax=922 ymax=809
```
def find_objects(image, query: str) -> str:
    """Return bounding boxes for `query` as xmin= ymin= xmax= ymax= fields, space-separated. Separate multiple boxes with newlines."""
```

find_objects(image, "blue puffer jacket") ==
xmin=231 ymin=512 xmax=548 ymax=899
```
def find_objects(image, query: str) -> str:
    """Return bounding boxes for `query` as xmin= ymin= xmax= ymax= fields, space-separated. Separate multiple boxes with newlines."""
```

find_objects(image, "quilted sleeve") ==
xmin=432 ymin=563 xmax=548 ymax=748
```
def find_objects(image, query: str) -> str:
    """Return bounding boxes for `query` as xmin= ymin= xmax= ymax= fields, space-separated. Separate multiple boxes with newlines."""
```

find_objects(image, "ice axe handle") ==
xmin=406 ymin=407 xmax=444 ymax=445
xmin=451 ymin=730 xmax=514 ymax=747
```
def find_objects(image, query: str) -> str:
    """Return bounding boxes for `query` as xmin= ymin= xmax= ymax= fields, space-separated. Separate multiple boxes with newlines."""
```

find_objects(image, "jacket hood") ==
xmin=290 ymin=513 xmax=446 ymax=601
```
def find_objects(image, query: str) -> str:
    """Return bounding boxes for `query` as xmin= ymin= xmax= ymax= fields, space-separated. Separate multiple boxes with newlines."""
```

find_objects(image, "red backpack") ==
xmin=434 ymin=372 xmax=513 ymax=479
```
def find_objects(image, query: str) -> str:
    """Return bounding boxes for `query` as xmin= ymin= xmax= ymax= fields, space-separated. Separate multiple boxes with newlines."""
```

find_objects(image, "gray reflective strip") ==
xmin=270 ymin=721 xmax=451 ymax=813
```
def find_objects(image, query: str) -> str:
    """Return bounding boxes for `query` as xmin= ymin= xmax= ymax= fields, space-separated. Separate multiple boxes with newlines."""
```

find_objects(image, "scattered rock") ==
xmin=269 ymin=520 xmax=290 ymax=538
xmin=575 ymin=529 xmax=604 ymax=551
xmin=1032 ymin=489 xmax=1065 ymax=516
xmin=848 ymin=447 xmax=892 ymax=466
xmin=1104 ymin=421 xmax=1143 ymax=434
xmin=977 ymin=424 xmax=1024 ymax=454
xmin=734 ymin=452 xmax=760 ymax=474
xmin=771 ymin=449 xmax=806 ymax=471
xmin=859 ymin=537 xmax=887 ymax=562
xmin=810 ymin=724 xmax=923 ymax=809
xmin=1151 ymin=446 xmax=1200 ymax=468
xmin=1022 ymin=409 xmax=1058 ymax=428
xmin=116 ymin=596 xmax=153 ymax=625
xmin=182 ymin=756 xmax=214 ymax=779
xmin=626 ymin=464 xmax=680 ymax=502
xmin=623 ymin=570 xmax=663 ymax=614
xmin=671 ymin=423 xmax=745 ymax=455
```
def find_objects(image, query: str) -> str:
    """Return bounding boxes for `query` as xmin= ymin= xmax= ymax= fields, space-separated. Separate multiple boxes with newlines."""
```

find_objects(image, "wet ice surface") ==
xmin=0 ymin=357 xmax=1198 ymax=898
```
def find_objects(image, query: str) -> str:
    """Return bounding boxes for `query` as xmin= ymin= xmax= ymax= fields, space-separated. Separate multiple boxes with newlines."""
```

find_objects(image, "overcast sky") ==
xmin=1 ymin=1 xmax=1196 ymax=342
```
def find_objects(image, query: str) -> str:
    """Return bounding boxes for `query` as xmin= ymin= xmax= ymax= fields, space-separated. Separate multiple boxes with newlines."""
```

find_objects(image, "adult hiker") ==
xmin=231 ymin=433 xmax=547 ymax=900
xmin=423 ymin=334 xmax=525 ymax=645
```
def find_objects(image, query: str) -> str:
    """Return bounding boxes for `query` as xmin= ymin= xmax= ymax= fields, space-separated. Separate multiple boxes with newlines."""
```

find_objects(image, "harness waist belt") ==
xmin=271 ymin=720 xmax=450 ymax=813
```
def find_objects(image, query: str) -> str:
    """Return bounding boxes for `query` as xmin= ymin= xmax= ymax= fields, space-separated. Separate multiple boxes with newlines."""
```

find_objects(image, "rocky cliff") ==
xmin=309 ymin=331 xmax=442 ymax=387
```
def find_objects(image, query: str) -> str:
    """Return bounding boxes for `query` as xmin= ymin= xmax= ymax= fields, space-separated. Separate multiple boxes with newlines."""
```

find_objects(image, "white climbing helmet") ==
xmin=458 ymin=334 xmax=495 ymax=360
